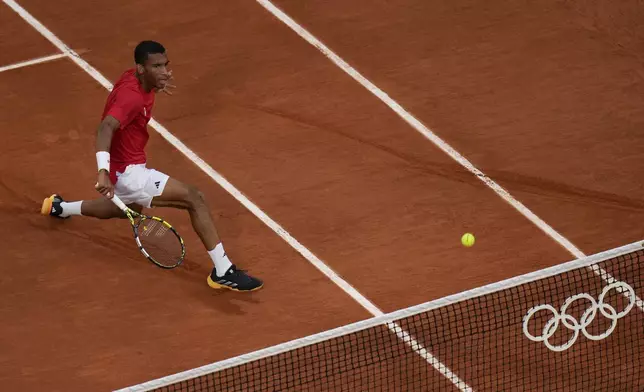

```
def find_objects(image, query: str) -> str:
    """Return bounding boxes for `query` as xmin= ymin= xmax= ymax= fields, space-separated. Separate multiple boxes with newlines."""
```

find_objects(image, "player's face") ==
xmin=140 ymin=52 xmax=171 ymax=91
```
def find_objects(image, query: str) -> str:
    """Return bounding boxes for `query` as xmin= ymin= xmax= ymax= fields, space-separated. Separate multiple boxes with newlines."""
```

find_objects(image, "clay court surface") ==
xmin=1 ymin=0 xmax=643 ymax=391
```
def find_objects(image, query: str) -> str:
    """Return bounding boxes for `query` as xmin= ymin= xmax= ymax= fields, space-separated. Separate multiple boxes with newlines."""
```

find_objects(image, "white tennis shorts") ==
xmin=114 ymin=164 xmax=169 ymax=208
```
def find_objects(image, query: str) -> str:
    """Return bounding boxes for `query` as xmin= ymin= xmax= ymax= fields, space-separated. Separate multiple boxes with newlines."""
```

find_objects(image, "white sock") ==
xmin=60 ymin=201 xmax=83 ymax=217
xmin=208 ymin=243 xmax=233 ymax=277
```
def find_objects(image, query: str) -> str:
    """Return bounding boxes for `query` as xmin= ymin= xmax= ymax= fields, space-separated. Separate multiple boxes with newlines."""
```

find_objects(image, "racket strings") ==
xmin=138 ymin=219 xmax=183 ymax=266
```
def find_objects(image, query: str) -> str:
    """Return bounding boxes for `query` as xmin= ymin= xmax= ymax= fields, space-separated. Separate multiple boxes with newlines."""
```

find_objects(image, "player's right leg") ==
xmin=41 ymin=194 xmax=141 ymax=219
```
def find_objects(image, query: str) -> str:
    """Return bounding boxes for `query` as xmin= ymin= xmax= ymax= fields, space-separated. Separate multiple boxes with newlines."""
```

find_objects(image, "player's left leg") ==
xmin=147 ymin=171 xmax=263 ymax=292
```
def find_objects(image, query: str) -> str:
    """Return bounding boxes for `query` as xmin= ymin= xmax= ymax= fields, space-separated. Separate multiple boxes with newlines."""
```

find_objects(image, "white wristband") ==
xmin=96 ymin=151 xmax=110 ymax=172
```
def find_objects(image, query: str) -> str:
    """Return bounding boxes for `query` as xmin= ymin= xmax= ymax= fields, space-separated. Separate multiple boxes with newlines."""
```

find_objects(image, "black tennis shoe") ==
xmin=207 ymin=264 xmax=263 ymax=292
xmin=41 ymin=194 xmax=68 ymax=219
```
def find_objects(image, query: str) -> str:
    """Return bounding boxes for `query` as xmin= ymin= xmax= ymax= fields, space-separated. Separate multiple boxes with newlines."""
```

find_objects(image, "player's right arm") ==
xmin=94 ymin=87 xmax=143 ymax=199
xmin=95 ymin=115 xmax=121 ymax=199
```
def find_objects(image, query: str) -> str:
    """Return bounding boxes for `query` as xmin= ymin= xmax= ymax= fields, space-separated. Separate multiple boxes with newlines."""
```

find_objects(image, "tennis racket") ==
xmin=110 ymin=194 xmax=186 ymax=269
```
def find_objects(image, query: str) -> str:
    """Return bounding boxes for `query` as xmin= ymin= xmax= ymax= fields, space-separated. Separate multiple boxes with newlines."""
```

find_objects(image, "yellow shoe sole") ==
xmin=40 ymin=195 xmax=55 ymax=215
xmin=206 ymin=275 xmax=263 ymax=292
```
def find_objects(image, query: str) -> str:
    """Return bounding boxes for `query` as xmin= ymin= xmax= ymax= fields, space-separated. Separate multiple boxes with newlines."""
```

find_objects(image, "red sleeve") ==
xmin=106 ymin=88 xmax=142 ymax=128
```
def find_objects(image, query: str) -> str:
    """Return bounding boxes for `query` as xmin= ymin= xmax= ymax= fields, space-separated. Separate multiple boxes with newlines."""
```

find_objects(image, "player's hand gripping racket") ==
xmin=110 ymin=194 xmax=185 ymax=269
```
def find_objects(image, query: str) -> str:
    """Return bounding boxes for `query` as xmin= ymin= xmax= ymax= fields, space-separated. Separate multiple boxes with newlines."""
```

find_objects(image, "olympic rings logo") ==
xmin=522 ymin=281 xmax=636 ymax=352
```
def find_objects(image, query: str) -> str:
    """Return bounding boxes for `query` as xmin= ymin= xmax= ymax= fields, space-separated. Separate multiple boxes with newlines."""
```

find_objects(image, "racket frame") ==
xmin=111 ymin=194 xmax=186 ymax=269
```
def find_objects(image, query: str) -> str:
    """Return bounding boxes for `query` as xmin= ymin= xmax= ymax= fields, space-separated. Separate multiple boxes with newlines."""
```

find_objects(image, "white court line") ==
xmin=2 ymin=1 xmax=470 ymax=391
xmin=256 ymin=0 xmax=581 ymax=256
xmin=255 ymin=0 xmax=644 ymax=315
xmin=0 ymin=52 xmax=66 ymax=73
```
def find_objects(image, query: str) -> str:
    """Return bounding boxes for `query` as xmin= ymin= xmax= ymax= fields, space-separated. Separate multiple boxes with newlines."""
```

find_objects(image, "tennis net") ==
xmin=117 ymin=241 xmax=644 ymax=391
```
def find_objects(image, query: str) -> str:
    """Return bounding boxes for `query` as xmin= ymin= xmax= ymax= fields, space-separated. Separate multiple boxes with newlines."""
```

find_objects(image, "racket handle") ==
xmin=95 ymin=181 xmax=127 ymax=211
xmin=110 ymin=194 xmax=128 ymax=211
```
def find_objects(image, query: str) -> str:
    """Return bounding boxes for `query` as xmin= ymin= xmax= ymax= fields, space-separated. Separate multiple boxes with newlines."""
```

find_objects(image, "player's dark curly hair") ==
xmin=134 ymin=40 xmax=166 ymax=65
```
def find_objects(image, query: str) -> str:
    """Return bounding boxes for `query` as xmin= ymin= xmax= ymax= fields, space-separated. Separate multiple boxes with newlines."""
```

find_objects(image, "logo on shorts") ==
xmin=154 ymin=181 xmax=160 ymax=189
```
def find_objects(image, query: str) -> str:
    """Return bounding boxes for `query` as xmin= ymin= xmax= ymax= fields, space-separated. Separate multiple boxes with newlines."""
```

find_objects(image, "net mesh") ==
xmin=135 ymin=247 xmax=644 ymax=391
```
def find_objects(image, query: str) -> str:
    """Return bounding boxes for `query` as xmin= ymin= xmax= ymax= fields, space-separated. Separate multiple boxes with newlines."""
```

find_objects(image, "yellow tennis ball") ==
xmin=461 ymin=233 xmax=475 ymax=247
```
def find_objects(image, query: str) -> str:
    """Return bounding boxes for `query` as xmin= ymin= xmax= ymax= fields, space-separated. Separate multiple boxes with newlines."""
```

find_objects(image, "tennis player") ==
xmin=41 ymin=40 xmax=263 ymax=292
